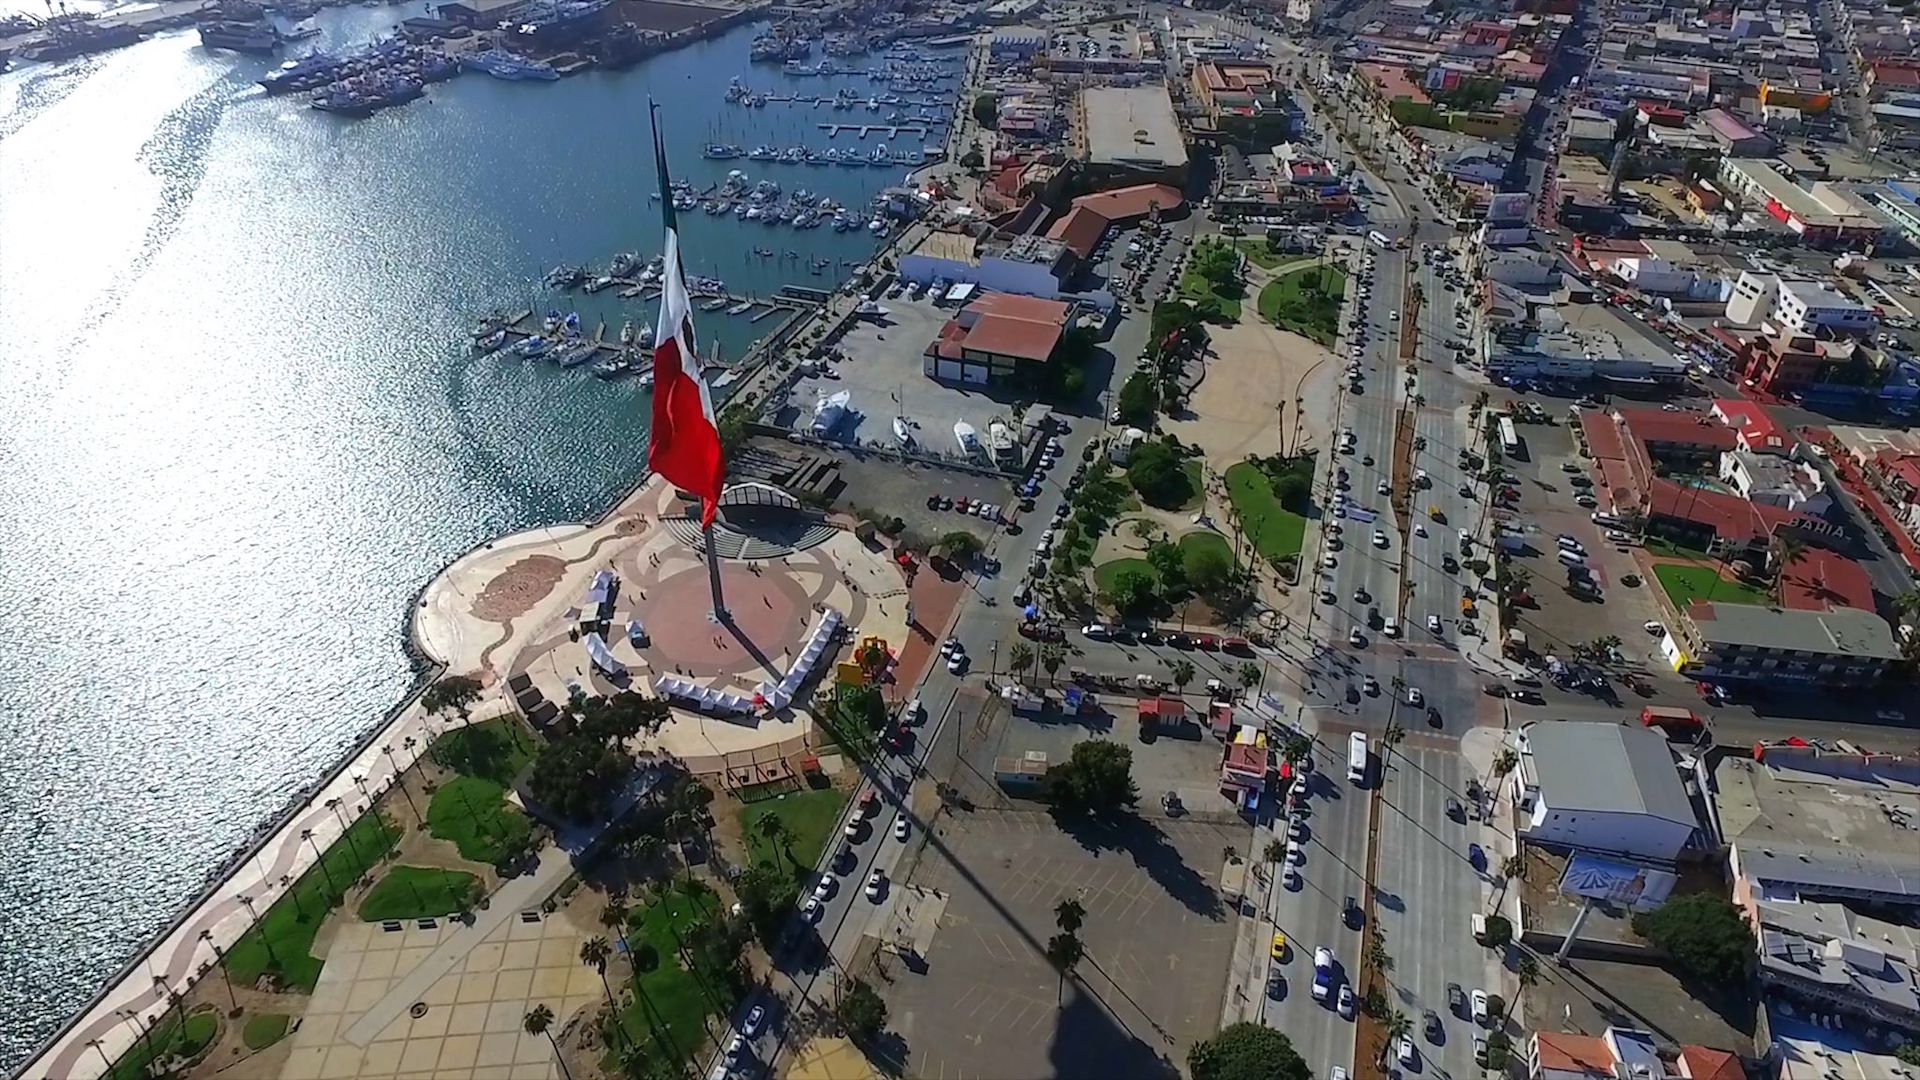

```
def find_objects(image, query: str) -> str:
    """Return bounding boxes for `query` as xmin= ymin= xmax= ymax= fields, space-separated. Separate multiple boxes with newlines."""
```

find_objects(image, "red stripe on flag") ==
xmin=650 ymin=335 xmax=724 ymax=527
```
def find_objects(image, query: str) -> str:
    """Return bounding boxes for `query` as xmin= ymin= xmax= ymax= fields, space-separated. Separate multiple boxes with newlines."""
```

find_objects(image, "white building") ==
xmin=1511 ymin=722 xmax=1699 ymax=863
xmin=1719 ymin=450 xmax=1832 ymax=514
xmin=1775 ymin=279 xmax=1878 ymax=337
xmin=1725 ymin=272 xmax=1879 ymax=337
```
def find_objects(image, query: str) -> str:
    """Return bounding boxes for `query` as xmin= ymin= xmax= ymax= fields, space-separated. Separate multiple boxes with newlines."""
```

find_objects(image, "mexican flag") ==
xmin=648 ymin=107 xmax=725 ymax=527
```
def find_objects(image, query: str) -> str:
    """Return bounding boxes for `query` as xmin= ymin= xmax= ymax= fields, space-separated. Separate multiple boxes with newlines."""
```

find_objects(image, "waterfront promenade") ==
xmin=19 ymin=469 xmax=916 ymax=1078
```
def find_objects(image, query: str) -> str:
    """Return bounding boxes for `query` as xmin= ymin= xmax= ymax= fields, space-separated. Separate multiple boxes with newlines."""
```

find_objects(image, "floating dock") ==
xmin=820 ymin=123 xmax=931 ymax=139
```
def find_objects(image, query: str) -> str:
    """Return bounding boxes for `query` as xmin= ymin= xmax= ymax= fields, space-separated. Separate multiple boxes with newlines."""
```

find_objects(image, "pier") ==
xmin=819 ymin=124 xmax=931 ymax=139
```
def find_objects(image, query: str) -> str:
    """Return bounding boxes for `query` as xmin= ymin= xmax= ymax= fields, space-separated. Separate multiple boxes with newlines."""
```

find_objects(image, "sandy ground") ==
xmin=1164 ymin=299 xmax=1340 ymax=472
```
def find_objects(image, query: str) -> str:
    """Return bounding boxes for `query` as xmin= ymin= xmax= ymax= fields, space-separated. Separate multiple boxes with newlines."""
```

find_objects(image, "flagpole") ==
xmin=650 ymin=99 xmax=727 ymax=622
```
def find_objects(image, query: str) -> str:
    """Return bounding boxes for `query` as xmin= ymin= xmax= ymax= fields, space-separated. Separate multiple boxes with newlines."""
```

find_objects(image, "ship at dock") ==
xmin=463 ymin=49 xmax=560 ymax=81
xmin=198 ymin=19 xmax=281 ymax=55
xmin=311 ymin=74 xmax=424 ymax=116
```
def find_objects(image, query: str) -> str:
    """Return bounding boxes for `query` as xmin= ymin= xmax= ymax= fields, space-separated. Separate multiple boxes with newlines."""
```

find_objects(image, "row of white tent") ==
xmin=645 ymin=607 xmax=845 ymax=715
xmin=652 ymin=674 xmax=754 ymax=714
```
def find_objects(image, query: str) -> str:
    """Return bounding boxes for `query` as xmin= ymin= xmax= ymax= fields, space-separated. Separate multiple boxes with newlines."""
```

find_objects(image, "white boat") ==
xmin=638 ymin=371 xmax=654 ymax=388
xmin=855 ymin=298 xmax=889 ymax=319
xmin=954 ymin=420 xmax=979 ymax=454
xmin=812 ymin=389 xmax=852 ymax=435
xmin=893 ymin=417 xmax=912 ymax=445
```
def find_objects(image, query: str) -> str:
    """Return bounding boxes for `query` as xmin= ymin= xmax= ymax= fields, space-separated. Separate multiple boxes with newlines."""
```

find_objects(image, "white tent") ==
xmin=583 ymin=632 xmax=625 ymax=677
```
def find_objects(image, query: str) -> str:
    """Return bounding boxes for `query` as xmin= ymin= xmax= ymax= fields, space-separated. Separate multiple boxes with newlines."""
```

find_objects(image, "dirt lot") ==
xmin=1165 ymin=305 xmax=1339 ymax=471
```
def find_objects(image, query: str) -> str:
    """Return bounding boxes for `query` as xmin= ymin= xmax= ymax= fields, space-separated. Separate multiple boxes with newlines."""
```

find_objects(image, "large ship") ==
xmin=462 ymin=49 xmax=559 ymax=81
xmin=18 ymin=22 xmax=144 ymax=62
xmin=198 ymin=19 xmax=282 ymax=55
xmin=259 ymin=50 xmax=348 ymax=93
xmin=310 ymin=75 xmax=424 ymax=117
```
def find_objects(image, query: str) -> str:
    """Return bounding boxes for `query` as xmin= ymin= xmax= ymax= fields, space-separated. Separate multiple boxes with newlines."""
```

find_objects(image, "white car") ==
xmin=1286 ymin=841 xmax=1305 ymax=864
xmin=1414 ymin=523 xmax=1427 ymax=537
xmin=1349 ymin=628 xmax=1365 ymax=648
xmin=1331 ymin=1069 xmax=1350 ymax=1080
xmin=1338 ymin=984 xmax=1355 ymax=1018
xmin=1397 ymin=1035 xmax=1417 ymax=1067
xmin=726 ymin=1033 xmax=746 ymax=1063
xmin=1377 ymin=479 xmax=1390 ymax=495
xmin=864 ymin=870 xmax=886 ymax=900
xmin=1427 ymin=614 xmax=1442 ymax=633
xmin=1082 ymin=623 xmax=1112 ymax=640
xmin=1406 ymin=686 xmax=1423 ymax=707
xmin=894 ymin=817 xmax=910 ymax=841
xmin=1471 ymin=988 xmax=1490 ymax=1024
xmin=741 ymin=1004 xmax=767 ymax=1037
xmin=812 ymin=877 xmax=836 ymax=902
xmin=946 ymin=652 xmax=968 ymax=674
xmin=940 ymin=638 xmax=962 ymax=656
xmin=1382 ymin=616 xmax=1400 ymax=638
xmin=1643 ymin=621 xmax=1665 ymax=635
xmin=801 ymin=896 xmax=822 ymax=922
xmin=1322 ymin=553 xmax=1338 ymax=569
xmin=1372 ymin=529 xmax=1388 ymax=548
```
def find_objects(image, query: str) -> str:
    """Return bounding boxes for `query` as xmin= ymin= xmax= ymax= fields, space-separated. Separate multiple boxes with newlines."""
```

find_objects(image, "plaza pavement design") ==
xmin=27 ymin=475 xmax=919 ymax=1079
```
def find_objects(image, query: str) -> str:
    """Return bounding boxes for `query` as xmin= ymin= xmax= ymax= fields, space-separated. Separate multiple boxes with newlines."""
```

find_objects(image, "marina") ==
xmin=0 ymin=11 xmax=959 ymax=1066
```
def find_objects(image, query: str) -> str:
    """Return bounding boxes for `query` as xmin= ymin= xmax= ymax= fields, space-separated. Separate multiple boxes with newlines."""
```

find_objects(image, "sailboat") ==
xmin=953 ymin=420 xmax=979 ymax=454
xmin=893 ymin=417 xmax=912 ymax=445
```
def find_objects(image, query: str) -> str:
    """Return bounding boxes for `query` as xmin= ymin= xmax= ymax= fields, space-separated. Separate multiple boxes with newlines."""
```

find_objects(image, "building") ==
xmin=437 ymin=0 xmax=529 ymax=25
xmin=1695 ymin=107 xmax=1774 ymax=157
xmin=1043 ymin=182 xmax=1186 ymax=259
xmin=1665 ymin=602 xmax=1901 ymax=686
xmin=989 ymin=25 xmax=1048 ymax=58
xmin=896 ymin=231 xmax=1076 ymax=300
xmin=1219 ymin=727 xmax=1269 ymax=796
xmin=1717 ymin=162 xmax=1884 ymax=248
xmin=1710 ymin=399 xmax=1791 ymax=455
xmin=1527 ymin=1029 xmax=1744 ymax=1080
xmin=1075 ymin=86 xmax=1188 ymax=184
xmin=1190 ymin=61 xmax=1290 ymax=144
xmin=1726 ymin=273 xmax=1878 ymax=338
xmin=1511 ymin=721 xmax=1700 ymax=863
xmin=1718 ymin=451 xmax=1830 ymax=515
xmin=1716 ymin=746 xmax=1920 ymax=1036
xmin=922 ymin=292 xmax=1070 ymax=385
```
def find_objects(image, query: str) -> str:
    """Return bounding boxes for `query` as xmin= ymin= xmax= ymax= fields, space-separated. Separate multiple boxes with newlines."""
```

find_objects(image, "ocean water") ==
xmin=0 ymin=13 xmax=947 ymax=1068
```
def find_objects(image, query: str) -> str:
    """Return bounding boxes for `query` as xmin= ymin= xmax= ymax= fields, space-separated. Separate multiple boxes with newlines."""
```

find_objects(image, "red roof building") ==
xmin=924 ymin=292 xmax=1071 ymax=384
xmin=1777 ymin=547 xmax=1875 ymax=612
xmin=1043 ymin=183 xmax=1185 ymax=259
xmin=1710 ymin=399 xmax=1792 ymax=455
xmin=1220 ymin=739 xmax=1269 ymax=792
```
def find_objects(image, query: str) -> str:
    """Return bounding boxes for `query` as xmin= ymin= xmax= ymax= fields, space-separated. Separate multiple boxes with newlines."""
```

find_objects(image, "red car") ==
xmin=1018 ymin=622 xmax=1065 ymax=642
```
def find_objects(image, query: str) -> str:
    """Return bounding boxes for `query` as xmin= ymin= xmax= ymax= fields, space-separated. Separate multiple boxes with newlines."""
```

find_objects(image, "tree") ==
xmin=1770 ymin=533 xmax=1809 ymax=592
xmin=1186 ymin=545 xmax=1234 ymax=594
xmin=527 ymin=735 xmax=633 ymax=822
xmin=1045 ymin=740 xmax=1138 ymax=814
xmin=756 ymin=815 xmax=795 ymax=869
xmin=1263 ymin=838 xmax=1286 ymax=865
xmin=1281 ymin=733 xmax=1312 ymax=764
xmin=1238 ymin=663 xmax=1261 ymax=691
xmin=1379 ymin=1010 xmax=1412 ymax=1066
xmin=1169 ymin=659 xmax=1195 ymax=691
xmin=1485 ymin=1030 xmax=1513 ymax=1071
xmin=581 ymin=937 xmax=616 ymax=1013
xmin=1187 ymin=1022 xmax=1311 ymax=1080
xmin=422 ymin=675 xmax=482 ymax=720
xmin=1513 ymin=953 xmax=1540 ymax=1022
xmin=1272 ymin=471 xmax=1311 ymax=513
xmin=1108 ymin=567 xmax=1158 ymax=615
xmin=959 ymin=147 xmax=984 ymax=169
xmin=1117 ymin=370 xmax=1159 ymax=426
xmin=1499 ymin=853 xmax=1526 ymax=882
xmin=1055 ymin=898 xmax=1086 ymax=936
xmin=1045 ymin=932 xmax=1085 ymax=1005
xmin=524 ymin=1005 xmax=572 ymax=1080
xmin=837 ymin=977 xmax=888 ymax=1044
xmin=1040 ymin=644 xmax=1065 ymax=684
xmin=938 ymin=530 xmax=983 ymax=565
xmin=1482 ymin=913 xmax=1513 ymax=949
xmin=971 ymin=92 xmax=999 ymax=128
xmin=1127 ymin=441 xmax=1195 ymax=509
xmin=735 ymin=862 xmax=799 ymax=945
xmin=1632 ymin=893 xmax=1756 ymax=985
xmin=1007 ymin=641 xmax=1035 ymax=680
xmin=1145 ymin=540 xmax=1185 ymax=587
xmin=1896 ymin=1045 xmax=1920 ymax=1068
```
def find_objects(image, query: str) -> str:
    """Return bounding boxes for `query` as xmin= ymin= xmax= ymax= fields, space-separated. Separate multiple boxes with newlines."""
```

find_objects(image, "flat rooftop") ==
xmin=1713 ymin=750 xmax=1920 ymax=900
xmin=1079 ymin=85 xmax=1188 ymax=170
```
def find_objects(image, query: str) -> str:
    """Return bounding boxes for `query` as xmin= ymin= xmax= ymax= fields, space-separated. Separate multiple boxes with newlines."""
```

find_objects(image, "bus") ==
xmin=1347 ymin=732 xmax=1370 ymax=785
xmin=1497 ymin=416 xmax=1521 ymax=457
xmin=1368 ymin=230 xmax=1391 ymax=249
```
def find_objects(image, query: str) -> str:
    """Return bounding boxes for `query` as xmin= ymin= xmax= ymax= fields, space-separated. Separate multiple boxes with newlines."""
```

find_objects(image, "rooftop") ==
xmin=1079 ymin=85 xmax=1188 ymax=170
xmin=1714 ymin=747 xmax=1920 ymax=902
xmin=1777 ymin=548 xmax=1876 ymax=613
xmin=1688 ymin=602 xmax=1901 ymax=660
xmin=929 ymin=292 xmax=1070 ymax=364
xmin=1520 ymin=721 xmax=1697 ymax=828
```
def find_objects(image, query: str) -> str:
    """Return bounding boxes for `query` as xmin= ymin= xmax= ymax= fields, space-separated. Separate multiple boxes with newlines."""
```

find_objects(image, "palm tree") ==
xmin=1238 ymin=662 xmax=1261 ymax=691
xmin=1500 ymin=853 xmax=1526 ymax=882
xmin=524 ymin=1004 xmax=572 ymax=1080
xmin=1379 ymin=1009 xmax=1412 ymax=1065
xmin=1512 ymin=953 xmax=1541 ymax=1025
xmin=581 ymin=938 xmax=616 ymax=1012
xmin=1169 ymin=659 xmax=1196 ymax=691
xmin=1007 ymin=641 xmax=1035 ymax=681
xmin=1262 ymin=838 xmax=1286 ymax=866
xmin=1769 ymin=534 xmax=1809 ymax=594
xmin=1055 ymin=898 xmax=1086 ymax=937
xmin=1039 ymin=644 xmax=1065 ymax=684
xmin=756 ymin=815 xmax=795 ymax=869
xmin=601 ymin=897 xmax=633 ymax=958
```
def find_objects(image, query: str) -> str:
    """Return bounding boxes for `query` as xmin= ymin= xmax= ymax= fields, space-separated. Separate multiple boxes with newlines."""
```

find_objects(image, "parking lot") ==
xmin=883 ymin=807 xmax=1244 ymax=1080
xmin=1495 ymin=410 xmax=1672 ymax=673
xmin=784 ymin=294 xmax=1016 ymax=455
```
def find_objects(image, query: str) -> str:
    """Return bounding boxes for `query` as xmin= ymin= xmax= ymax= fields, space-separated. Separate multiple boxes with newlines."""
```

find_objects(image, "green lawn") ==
xmin=357 ymin=865 xmax=480 ymax=922
xmin=1233 ymin=239 xmax=1285 ymax=269
xmin=1643 ymin=535 xmax=1711 ymax=561
xmin=1178 ymin=530 xmax=1233 ymax=568
xmin=223 ymin=812 xmax=400 ymax=990
xmin=1180 ymin=459 xmax=1206 ymax=511
xmin=106 ymin=1008 xmax=218 ymax=1079
xmin=1179 ymin=264 xmax=1244 ymax=322
xmin=1093 ymin=556 xmax=1157 ymax=594
xmin=426 ymin=775 xmax=533 ymax=866
xmin=1224 ymin=462 xmax=1309 ymax=563
xmin=241 ymin=1013 xmax=291 ymax=1051
xmin=432 ymin=717 xmax=537 ymax=785
xmin=1653 ymin=563 xmax=1774 ymax=608
xmin=739 ymin=788 xmax=849 ymax=878
xmin=1257 ymin=264 xmax=1347 ymax=345
xmin=617 ymin=883 xmax=736 ymax=1067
